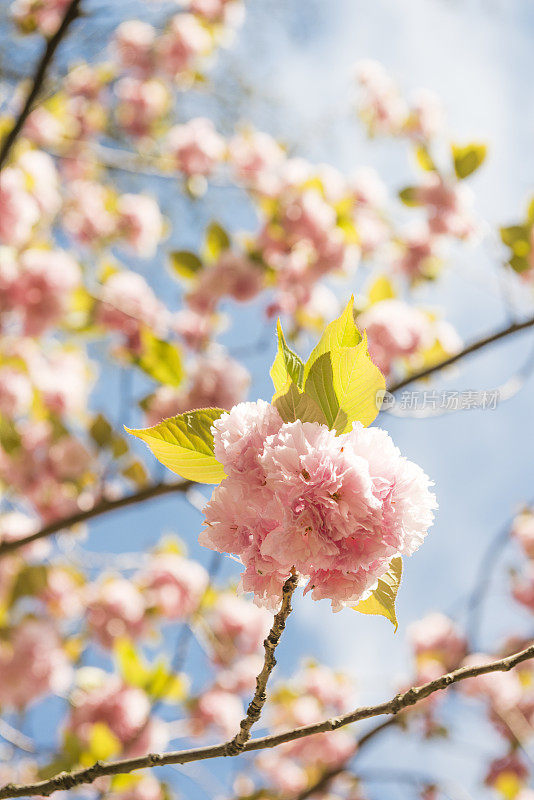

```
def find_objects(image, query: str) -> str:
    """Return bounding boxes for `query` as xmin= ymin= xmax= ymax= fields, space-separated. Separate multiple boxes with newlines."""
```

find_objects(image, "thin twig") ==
xmin=388 ymin=315 xmax=534 ymax=394
xmin=293 ymin=717 xmax=398 ymax=800
xmin=226 ymin=570 xmax=299 ymax=755
xmin=2 ymin=641 xmax=534 ymax=798
xmin=0 ymin=480 xmax=191 ymax=558
xmin=0 ymin=0 xmax=82 ymax=171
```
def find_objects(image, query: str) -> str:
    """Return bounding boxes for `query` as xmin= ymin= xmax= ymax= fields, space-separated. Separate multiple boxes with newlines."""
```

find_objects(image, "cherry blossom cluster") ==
xmin=200 ymin=400 xmax=436 ymax=610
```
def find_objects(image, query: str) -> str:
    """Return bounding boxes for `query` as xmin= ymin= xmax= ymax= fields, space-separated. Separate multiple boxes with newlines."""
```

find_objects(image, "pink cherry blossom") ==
xmin=229 ymin=129 xmax=285 ymax=192
xmin=485 ymin=753 xmax=529 ymax=793
xmin=156 ymin=15 xmax=212 ymax=79
xmin=188 ymin=687 xmax=244 ymax=738
xmin=2 ymin=248 xmax=81 ymax=336
xmin=408 ymin=612 xmax=467 ymax=672
xmin=115 ymin=78 xmax=170 ymax=140
xmin=167 ymin=117 xmax=225 ymax=177
xmin=63 ymin=180 xmax=118 ymax=246
xmin=114 ymin=20 xmax=156 ymax=76
xmin=117 ymin=193 xmax=164 ymax=257
xmin=140 ymin=553 xmax=208 ymax=619
xmin=0 ymin=367 xmax=33 ymax=417
xmin=144 ymin=349 xmax=249 ymax=425
xmin=48 ymin=436 xmax=92 ymax=481
xmin=0 ymin=167 xmax=39 ymax=247
xmin=0 ymin=618 xmax=72 ymax=710
xmin=11 ymin=0 xmax=71 ymax=36
xmin=201 ymin=402 xmax=436 ymax=610
xmin=69 ymin=673 xmax=167 ymax=757
xmin=96 ymin=271 xmax=168 ymax=351
xmin=358 ymin=299 xmax=432 ymax=378
xmin=87 ymin=577 xmax=147 ymax=649
xmin=208 ymin=592 xmax=271 ymax=663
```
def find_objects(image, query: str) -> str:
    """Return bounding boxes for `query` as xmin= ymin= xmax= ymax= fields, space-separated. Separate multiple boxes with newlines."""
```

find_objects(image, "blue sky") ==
xmin=3 ymin=0 xmax=534 ymax=796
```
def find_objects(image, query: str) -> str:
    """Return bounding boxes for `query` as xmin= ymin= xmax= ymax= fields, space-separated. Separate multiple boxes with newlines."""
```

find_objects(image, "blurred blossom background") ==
xmin=1 ymin=0 xmax=534 ymax=798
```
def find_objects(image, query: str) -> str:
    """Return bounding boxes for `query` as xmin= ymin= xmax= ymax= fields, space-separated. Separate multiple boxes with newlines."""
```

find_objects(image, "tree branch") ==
xmin=0 ymin=0 xmax=82 ymax=171
xmin=0 ymin=480 xmax=192 ymax=558
xmin=388 ymin=315 xmax=534 ymax=394
xmin=2 ymin=641 xmax=534 ymax=798
xmin=293 ymin=717 xmax=399 ymax=800
xmin=225 ymin=570 xmax=298 ymax=756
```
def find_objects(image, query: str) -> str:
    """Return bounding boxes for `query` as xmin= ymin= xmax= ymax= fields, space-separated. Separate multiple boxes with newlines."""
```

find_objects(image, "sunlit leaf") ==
xmin=414 ymin=144 xmax=436 ymax=172
xmin=367 ymin=275 xmax=396 ymax=305
xmin=134 ymin=329 xmax=184 ymax=387
xmin=89 ymin=413 xmax=113 ymax=448
xmin=169 ymin=250 xmax=203 ymax=281
xmin=398 ymin=186 xmax=421 ymax=207
xmin=353 ymin=557 xmax=403 ymax=630
xmin=452 ymin=142 xmax=487 ymax=179
xmin=274 ymin=380 xmax=328 ymax=426
xmin=329 ymin=336 xmax=385 ymax=430
xmin=126 ymin=408 xmax=226 ymax=484
xmin=303 ymin=297 xmax=361 ymax=382
xmin=81 ymin=723 xmax=121 ymax=764
xmin=270 ymin=319 xmax=304 ymax=398
xmin=203 ymin=221 xmax=230 ymax=263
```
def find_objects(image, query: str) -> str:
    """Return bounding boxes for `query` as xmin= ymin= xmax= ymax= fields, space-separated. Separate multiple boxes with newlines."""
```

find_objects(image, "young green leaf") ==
xmin=134 ymin=330 xmax=184 ymax=387
xmin=270 ymin=319 xmax=305 ymax=398
xmin=452 ymin=142 xmax=487 ymax=180
xmin=353 ymin=556 xmax=403 ymax=630
xmin=330 ymin=336 xmax=385 ymax=430
xmin=203 ymin=221 xmax=231 ymax=263
xmin=304 ymin=352 xmax=346 ymax=432
xmin=303 ymin=296 xmax=361 ymax=381
xmin=274 ymin=380 xmax=328 ymax=426
xmin=169 ymin=250 xmax=203 ymax=281
xmin=126 ymin=408 xmax=226 ymax=484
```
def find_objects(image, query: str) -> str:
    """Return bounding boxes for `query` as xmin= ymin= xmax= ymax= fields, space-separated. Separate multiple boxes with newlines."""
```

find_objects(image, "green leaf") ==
xmin=353 ymin=557 xmax=402 ymax=630
xmin=398 ymin=186 xmax=422 ymax=207
xmin=10 ymin=565 xmax=48 ymax=604
xmin=203 ymin=221 xmax=231 ymax=263
xmin=274 ymin=380 xmax=328 ymax=426
xmin=304 ymin=352 xmax=347 ymax=432
xmin=0 ymin=416 xmax=21 ymax=454
xmin=500 ymin=225 xmax=531 ymax=257
xmin=89 ymin=413 xmax=113 ymax=448
xmin=414 ymin=144 xmax=436 ymax=172
xmin=169 ymin=250 xmax=203 ymax=281
xmin=134 ymin=330 xmax=184 ymax=387
xmin=83 ymin=723 xmax=121 ymax=763
xmin=121 ymin=459 xmax=149 ymax=487
xmin=509 ymin=254 xmax=531 ymax=274
xmin=305 ymin=341 xmax=385 ymax=433
xmin=126 ymin=408 xmax=226 ymax=484
xmin=303 ymin=297 xmax=361 ymax=382
xmin=367 ymin=275 xmax=396 ymax=305
xmin=270 ymin=320 xmax=304 ymax=398
xmin=452 ymin=142 xmax=487 ymax=179
xmin=330 ymin=336 xmax=385 ymax=431
xmin=115 ymin=638 xmax=152 ymax=687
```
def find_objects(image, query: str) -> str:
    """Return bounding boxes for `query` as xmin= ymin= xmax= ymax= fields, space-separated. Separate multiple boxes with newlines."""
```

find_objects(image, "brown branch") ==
xmin=226 ymin=570 xmax=299 ymax=756
xmin=0 ymin=480 xmax=192 ymax=558
xmin=0 ymin=0 xmax=82 ymax=171
xmin=2 ymin=641 xmax=534 ymax=798
xmin=388 ymin=315 xmax=534 ymax=394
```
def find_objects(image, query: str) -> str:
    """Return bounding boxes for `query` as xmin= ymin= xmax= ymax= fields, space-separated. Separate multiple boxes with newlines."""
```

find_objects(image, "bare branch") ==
xmin=0 ymin=480 xmax=192 ymax=558
xmin=225 ymin=570 xmax=299 ymax=756
xmin=388 ymin=315 xmax=534 ymax=394
xmin=0 ymin=0 xmax=82 ymax=171
xmin=2 ymin=641 xmax=534 ymax=798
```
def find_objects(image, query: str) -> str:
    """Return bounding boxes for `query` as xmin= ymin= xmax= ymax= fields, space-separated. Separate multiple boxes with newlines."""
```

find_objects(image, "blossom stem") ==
xmin=225 ymin=569 xmax=299 ymax=755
